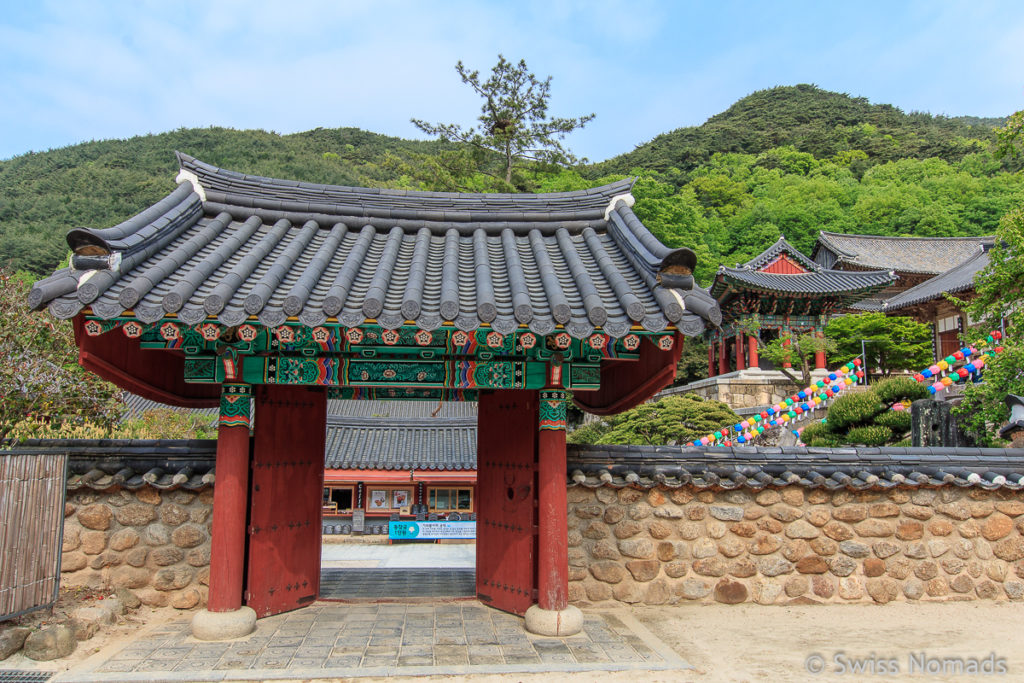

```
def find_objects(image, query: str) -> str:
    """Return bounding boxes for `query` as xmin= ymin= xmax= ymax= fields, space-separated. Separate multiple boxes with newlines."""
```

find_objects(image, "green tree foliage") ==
xmin=757 ymin=331 xmax=835 ymax=387
xmin=673 ymin=337 xmax=710 ymax=386
xmin=592 ymin=84 xmax=1009 ymax=177
xmin=802 ymin=377 xmax=929 ymax=447
xmin=0 ymin=267 xmax=123 ymax=440
xmin=956 ymin=206 xmax=1024 ymax=444
xmin=568 ymin=394 xmax=740 ymax=446
xmin=411 ymin=55 xmax=594 ymax=188
xmin=825 ymin=313 xmax=933 ymax=376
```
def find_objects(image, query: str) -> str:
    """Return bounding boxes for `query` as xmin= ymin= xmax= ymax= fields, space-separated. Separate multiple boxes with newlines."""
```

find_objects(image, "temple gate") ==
xmin=30 ymin=155 xmax=720 ymax=638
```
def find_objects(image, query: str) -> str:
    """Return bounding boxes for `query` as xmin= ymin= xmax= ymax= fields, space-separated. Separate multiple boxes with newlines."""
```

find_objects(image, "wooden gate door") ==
xmin=246 ymin=385 xmax=327 ymax=618
xmin=476 ymin=390 xmax=537 ymax=615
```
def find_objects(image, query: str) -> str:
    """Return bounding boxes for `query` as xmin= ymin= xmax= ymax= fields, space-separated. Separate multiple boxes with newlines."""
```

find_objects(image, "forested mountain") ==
xmin=590 ymin=84 xmax=1009 ymax=177
xmin=2 ymin=85 xmax=1021 ymax=281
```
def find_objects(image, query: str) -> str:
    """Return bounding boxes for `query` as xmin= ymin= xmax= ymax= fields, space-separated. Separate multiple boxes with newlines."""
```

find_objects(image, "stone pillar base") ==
xmin=524 ymin=604 xmax=583 ymax=637
xmin=191 ymin=607 xmax=257 ymax=641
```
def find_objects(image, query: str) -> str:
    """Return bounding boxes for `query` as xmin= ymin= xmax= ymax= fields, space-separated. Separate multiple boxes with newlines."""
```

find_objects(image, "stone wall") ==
xmin=567 ymin=484 xmax=1024 ymax=606
xmin=61 ymin=486 xmax=212 ymax=610
xmin=660 ymin=370 xmax=819 ymax=412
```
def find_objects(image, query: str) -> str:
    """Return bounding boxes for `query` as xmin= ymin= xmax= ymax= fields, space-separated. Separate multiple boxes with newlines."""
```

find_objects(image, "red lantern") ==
xmin=853 ymin=358 xmax=862 ymax=366
xmin=914 ymin=373 xmax=924 ymax=382
xmin=855 ymin=370 xmax=864 ymax=379
xmin=953 ymin=351 xmax=964 ymax=360
xmin=992 ymin=330 xmax=1002 ymax=340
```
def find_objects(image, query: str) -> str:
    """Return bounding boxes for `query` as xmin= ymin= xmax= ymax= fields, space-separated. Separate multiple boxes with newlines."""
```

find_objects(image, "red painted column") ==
xmin=208 ymin=384 xmax=251 ymax=612
xmin=718 ymin=339 xmax=730 ymax=375
xmin=782 ymin=333 xmax=792 ymax=369
xmin=748 ymin=334 xmax=759 ymax=370
xmin=814 ymin=330 xmax=826 ymax=369
xmin=735 ymin=331 xmax=746 ymax=371
xmin=708 ymin=342 xmax=716 ymax=377
xmin=537 ymin=389 xmax=569 ymax=612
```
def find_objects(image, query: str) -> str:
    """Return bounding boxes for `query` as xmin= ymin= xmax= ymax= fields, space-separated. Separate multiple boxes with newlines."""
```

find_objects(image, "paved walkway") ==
xmin=56 ymin=602 xmax=688 ymax=682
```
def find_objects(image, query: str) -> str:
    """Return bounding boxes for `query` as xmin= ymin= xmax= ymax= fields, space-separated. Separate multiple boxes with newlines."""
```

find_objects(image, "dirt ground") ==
xmin=5 ymin=596 xmax=1022 ymax=681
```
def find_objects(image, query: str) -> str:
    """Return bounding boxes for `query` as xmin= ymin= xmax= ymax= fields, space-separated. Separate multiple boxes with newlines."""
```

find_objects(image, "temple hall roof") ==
xmin=812 ymin=231 xmax=994 ymax=275
xmin=709 ymin=265 xmax=895 ymax=300
xmin=741 ymin=236 xmax=820 ymax=272
xmin=30 ymin=154 xmax=721 ymax=339
xmin=883 ymin=245 xmax=990 ymax=312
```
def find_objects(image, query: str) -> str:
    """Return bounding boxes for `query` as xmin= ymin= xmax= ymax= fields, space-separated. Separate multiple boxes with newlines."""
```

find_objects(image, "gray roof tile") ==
xmin=883 ymin=245 xmax=990 ymax=311
xmin=813 ymin=231 xmax=993 ymax=275
xmin=31 ymin=155 xmax=720 ymax=339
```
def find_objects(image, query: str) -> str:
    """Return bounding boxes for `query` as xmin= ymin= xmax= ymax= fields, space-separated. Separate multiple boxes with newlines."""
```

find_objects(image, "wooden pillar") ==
xmin=814 ymin=330 xmax=826 ymax=370
xmin=718 ymin=339 xmax=729 ymax=375
xmin=735 ymin=331 xmax=746 ymax=371
xmin=748 ymin=334 xmax=759 ymax=370
xmin=782 ymin=332 xmax=792 ymax=369
xmin=537 ymin=389 xmax=569 ymax=612
xmin=207 ymin=384 xmax=251 ymax=612
xmin=708 ymin=342 xmax=716 ymax=377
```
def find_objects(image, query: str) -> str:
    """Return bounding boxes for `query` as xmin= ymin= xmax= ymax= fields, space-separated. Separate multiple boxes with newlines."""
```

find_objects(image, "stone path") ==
xmin=56 ymin=602 xmax=689 ymax=682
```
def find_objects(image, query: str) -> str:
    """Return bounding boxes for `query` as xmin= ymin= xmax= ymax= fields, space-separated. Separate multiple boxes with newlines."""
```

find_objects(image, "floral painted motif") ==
xmin=415 ymin=329 xmax=433 ymax=346
xmin=237 ymin=324 xmax=259 ymax=342
xmin=657 ymin=335 xmax=674 ymax=351
xmin=381 ymin=329 xmax=400 ymax=345
xmin=622 ymin=334 xmax=641 ymax=351
xmin=346 ymin=327 xmax=363 ymax=344
xmin=486 ymin=331 xmax=504 ymax=348
xmin=519 ymin=332 xmax=537 ymax=350
xmin=159 ymin=322 xmax=181 ymax=341
xmin=554 ymin=332 xmax=572 ymax=349
xmin=588 ymin=334 xmax=607 ymax=350
xmin=122 ymin=321 xmax=144 ymax=338
xmin=452 ymin=330 xmax=470 ymax=347
xmin=538 ymin=389 xmax=568 ymax=430
xmin=84 ymin=320 xmax=104 ymax=336
xmin=275 ymin=326 xmax=295 ymax=343
xmin=311 ymin=326 xmax=331 ymax=343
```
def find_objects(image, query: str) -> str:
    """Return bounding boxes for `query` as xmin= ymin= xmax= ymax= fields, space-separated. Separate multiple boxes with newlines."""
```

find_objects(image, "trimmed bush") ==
xmin=875 ymin=410 xmax=911 ymax=432
xmin=873 ymin=376 xmax=929 ymax=404
xmin=825 ymin=392 xmax=885 ymax=430
xmin=846 ymin=424 xmax=894 ymax=446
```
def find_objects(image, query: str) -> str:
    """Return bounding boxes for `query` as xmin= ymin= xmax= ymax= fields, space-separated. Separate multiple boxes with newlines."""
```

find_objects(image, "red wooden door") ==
xmin=475 ymin=390 xmax=537 ymax=615
xmin=245 ymin=385 xmax=327 ymax=618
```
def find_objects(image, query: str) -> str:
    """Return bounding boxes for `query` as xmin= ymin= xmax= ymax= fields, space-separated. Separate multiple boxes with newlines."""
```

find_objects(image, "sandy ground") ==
xmin=7 ymin=600 xmax=1021 ymax=682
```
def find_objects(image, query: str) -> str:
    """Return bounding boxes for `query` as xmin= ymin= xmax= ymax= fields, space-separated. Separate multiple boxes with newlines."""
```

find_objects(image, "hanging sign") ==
xmin=389 ymin=521 xmax=476 ymax=540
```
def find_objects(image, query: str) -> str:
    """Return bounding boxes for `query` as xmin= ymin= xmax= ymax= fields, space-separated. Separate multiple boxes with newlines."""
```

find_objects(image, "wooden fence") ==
xmin=0 ymin=452 xmax=67 ymax=622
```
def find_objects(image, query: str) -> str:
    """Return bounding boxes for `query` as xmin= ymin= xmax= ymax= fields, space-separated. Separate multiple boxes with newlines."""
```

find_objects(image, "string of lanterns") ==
xmin=690 ymin=330 xmax=1005 ymax=449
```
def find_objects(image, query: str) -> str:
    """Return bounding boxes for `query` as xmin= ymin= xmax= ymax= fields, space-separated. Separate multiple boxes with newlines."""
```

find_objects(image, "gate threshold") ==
xmin=319 ymin=567 xmax=475 ymax=600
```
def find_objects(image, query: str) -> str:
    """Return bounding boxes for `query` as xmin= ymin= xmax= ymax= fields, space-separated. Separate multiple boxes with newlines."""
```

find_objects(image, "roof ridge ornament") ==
xmin=175 ymin=168 xmax=207 ymax=202
xmin=604 ymin=193 xmax=635 ymax=221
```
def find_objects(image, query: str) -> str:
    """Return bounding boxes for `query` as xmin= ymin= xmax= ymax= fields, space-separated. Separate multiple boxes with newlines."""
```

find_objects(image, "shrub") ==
xmin=874 ymin=409 xmax=912 ymax=432
xmin=825 ymin=391 xmax=885 ymax=430
xmin=873 ymin=376 xmax=929 ymax=404
xmin=846 ymin=424 xmax=894 ymax=446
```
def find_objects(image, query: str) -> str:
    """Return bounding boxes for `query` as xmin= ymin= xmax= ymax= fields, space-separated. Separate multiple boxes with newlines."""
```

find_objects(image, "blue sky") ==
xmin=2 ymin=1 xmax=1023 ymax=162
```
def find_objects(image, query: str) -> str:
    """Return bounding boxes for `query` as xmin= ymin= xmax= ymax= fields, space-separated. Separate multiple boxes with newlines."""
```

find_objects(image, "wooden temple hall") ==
xmin=706 ymin=237 xmax=894 ymax=375
xmin=29 ymin=154 xmax=722 ymax=638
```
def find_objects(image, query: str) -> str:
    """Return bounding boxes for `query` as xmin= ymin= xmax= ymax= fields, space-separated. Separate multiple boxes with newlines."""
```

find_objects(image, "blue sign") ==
xmin=389 ymin=521 xmax=476 ymax=540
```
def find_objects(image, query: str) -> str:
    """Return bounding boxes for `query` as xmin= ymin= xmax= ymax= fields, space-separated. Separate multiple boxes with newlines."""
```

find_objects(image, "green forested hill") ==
xmin=2 ymin=85 xmax=1021 ymax=281
xmin=0 ymin=127 xmax=447 ymax=273
xmin=590 ymin=84 xmax=1007 ymax=177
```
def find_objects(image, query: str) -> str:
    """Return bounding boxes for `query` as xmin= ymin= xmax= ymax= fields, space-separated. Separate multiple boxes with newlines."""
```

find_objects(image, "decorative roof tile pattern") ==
xmin=883 ymin=246 xmax=989 ymax=311
xmin=709 ymin=266 xmax=895 ymax=299
xmin=31 ymin=155 xmax=720 ymax=339
xmin=813 ymin=231 xmax=994 ymax=275
xmin=567 ymin=444 xmax=1024 ymax=491
xmin=741 ymin=236 xmax=820 ymax=272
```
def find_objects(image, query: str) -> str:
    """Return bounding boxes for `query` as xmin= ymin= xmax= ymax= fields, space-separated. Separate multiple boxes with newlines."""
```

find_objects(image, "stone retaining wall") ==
xmin=61 ymin=487 xmax=212 ymax=610
xmin=567 ymin=485 xmax=1024 ymax=606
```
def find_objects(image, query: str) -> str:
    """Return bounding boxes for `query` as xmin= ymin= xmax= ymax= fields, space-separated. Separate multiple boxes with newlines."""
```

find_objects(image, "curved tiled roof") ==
xmin=567 ymin=444 xmax=1024 ymax=491
xmin=30 ymin=155 xmax=720 ymax=339
xmin=742 ymin=236 xmax=820 ymax=272
xmin=324 ymin=414 xmax=476 ymax=471
xmin=710 ymin=265 xmax=895 ymax=298
xmin=813 ymin=231 xmax=993 ymax=275
xmin=883 ymin=246 xmax=989 ymax=311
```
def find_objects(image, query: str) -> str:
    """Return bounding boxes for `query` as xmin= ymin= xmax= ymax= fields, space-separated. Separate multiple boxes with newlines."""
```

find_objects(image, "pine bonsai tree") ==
xmin=801 ymin=377 xmax=929 ymax=447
